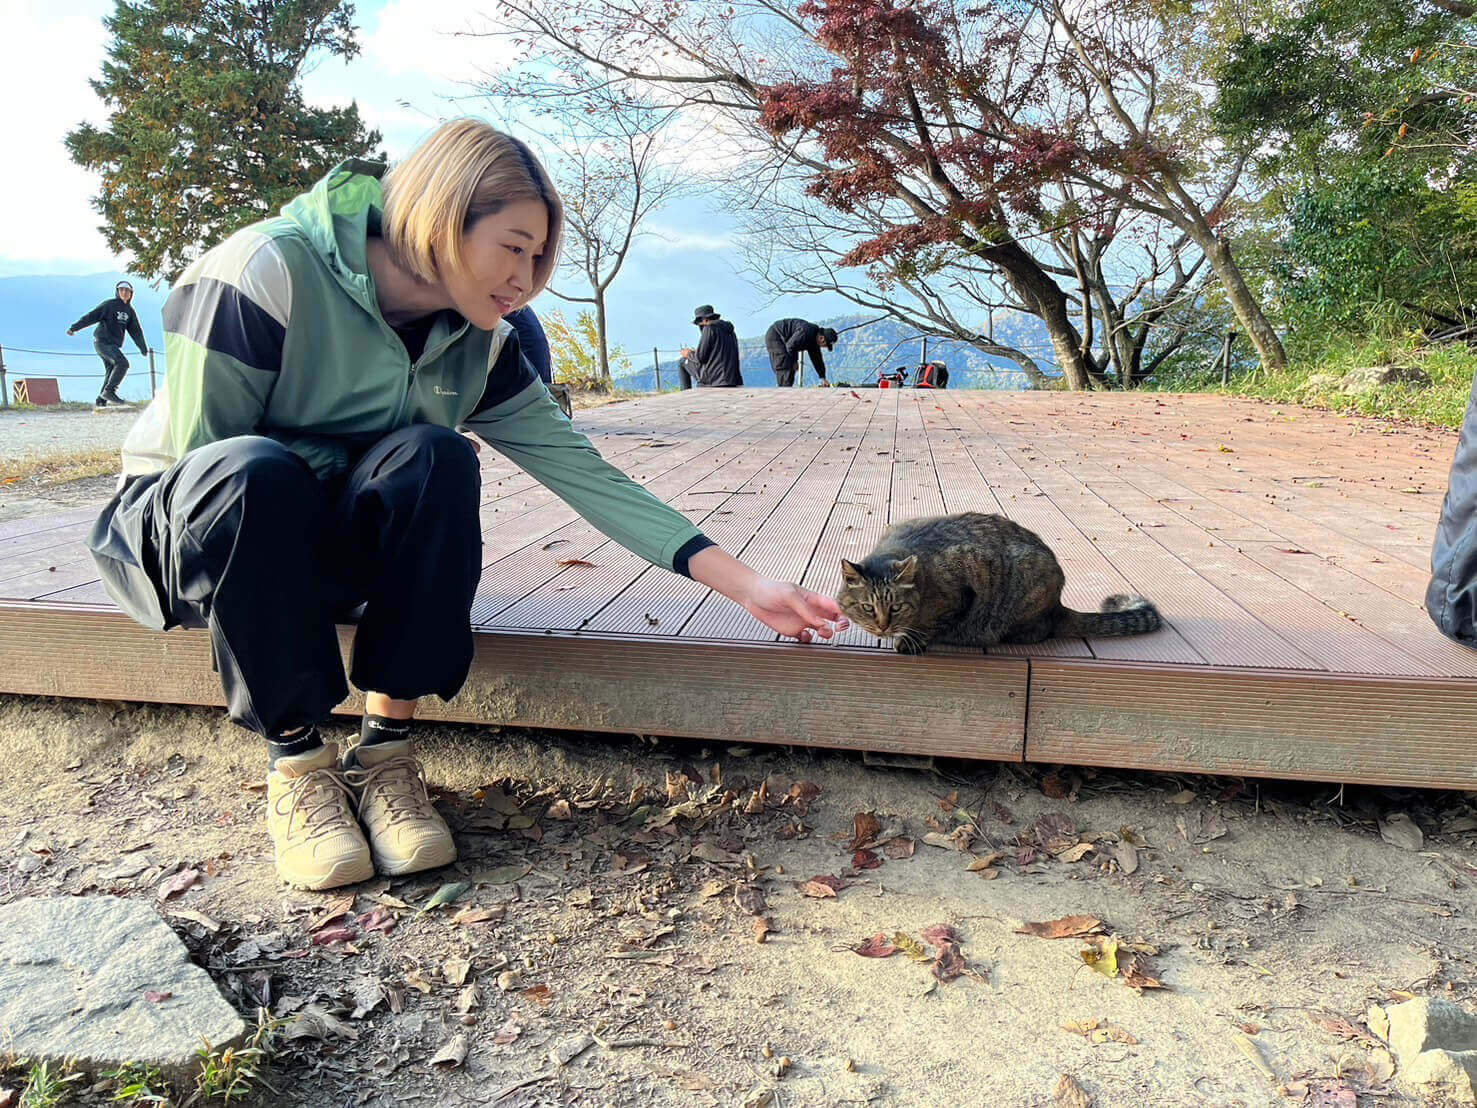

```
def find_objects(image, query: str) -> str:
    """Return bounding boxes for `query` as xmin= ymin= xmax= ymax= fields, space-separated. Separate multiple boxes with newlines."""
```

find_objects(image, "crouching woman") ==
xmin=87 ymin=118 xmax=846 ymax=891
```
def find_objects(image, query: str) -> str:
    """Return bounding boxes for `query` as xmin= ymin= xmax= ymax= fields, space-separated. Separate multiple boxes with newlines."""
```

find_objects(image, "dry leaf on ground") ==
xmin=849 ymin=810 xmax=882 ymax=849
xmin=1016 ymin=915 xmax=1105 ymax=939
xmin=893 ymin=931 xmax=930 ymax=963
xmin=851 ymin=849 xmax=882 ymax=870
xmin=429 ymin=1032 xmax=470 ymax=1070
xmin=920 ymin=924 xmax=958 ymax=946
xmin=753 ymin=917 xmax=774 ymax=943
xmin=852 ymin=933 xmax=899 ymax=958
xmin=735 ymin=883 xmax=768 ymax=915
xmin=157 ymin=867 xmax=201 ymax=901
xmin=1052 ymin=1074 xmax=1094 ymax=1108
xmin=885 ymin=837 xmax=917 ymax=859
xmin=799 ymin=875 xmax=844 ymax=898
xmin=1378 ymin=812 xmax=1424 ymax=852
xmin=932 ymin=942 xmax=967 ymax=983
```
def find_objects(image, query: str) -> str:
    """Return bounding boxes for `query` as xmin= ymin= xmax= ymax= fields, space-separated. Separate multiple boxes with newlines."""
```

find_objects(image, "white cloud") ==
xmin=638 ymin=224 xmax=737 ymax=255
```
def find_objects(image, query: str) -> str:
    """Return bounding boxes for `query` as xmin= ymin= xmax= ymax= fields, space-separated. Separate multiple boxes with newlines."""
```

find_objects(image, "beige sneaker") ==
xmin=344 ymin=739 xmax=457 ymax=876
xmin=265 ymin=742 xmax=375 ymax=890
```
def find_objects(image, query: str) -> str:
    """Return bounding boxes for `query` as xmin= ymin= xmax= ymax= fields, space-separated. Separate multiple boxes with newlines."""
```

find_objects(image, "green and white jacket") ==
xmin=119 ymin=159 xmax=712 ymax=575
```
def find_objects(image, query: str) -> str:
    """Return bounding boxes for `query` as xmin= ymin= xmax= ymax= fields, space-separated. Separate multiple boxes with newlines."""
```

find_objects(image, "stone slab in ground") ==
xmin=0 ymin=895 xmax=245 ymax=1080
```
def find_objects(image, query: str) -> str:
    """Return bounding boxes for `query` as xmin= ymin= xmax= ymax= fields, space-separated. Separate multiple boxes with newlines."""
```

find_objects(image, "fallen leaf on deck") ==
xmin=555 ymin=558 xmax=597 ymax=567
xmin=429 ymin=1032 xmax=470 ymax=1070
xmin=852 ymin=933 xmax=899 ymax=958
xmin=416 ymin=882 xmax=472 ymax=917
xmin=1016 ymin=916 xmax=1105 ymax=939
xmin=157 ymin=868 xmax=201 ymax=901
xmin=541 ymin=539 xmax=571 ymax=550
xmin=851 ymin=849 xmax=882 ymax=870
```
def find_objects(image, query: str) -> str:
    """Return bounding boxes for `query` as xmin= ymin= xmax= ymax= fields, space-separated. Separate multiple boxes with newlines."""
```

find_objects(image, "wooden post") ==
xmin=148 ymin=348 xmax=157 ymax=397
xmin=652 ymin=347 xmax=661 ymax=392
xmin=1220 ymin=330 xmax=1236 ymax=386
xmin=0 ymin=343 xmax=8 ymax=409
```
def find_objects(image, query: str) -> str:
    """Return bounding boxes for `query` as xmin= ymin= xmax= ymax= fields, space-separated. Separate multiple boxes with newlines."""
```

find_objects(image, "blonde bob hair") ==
xmin=381 ymin=118 xmax=563 ymax=297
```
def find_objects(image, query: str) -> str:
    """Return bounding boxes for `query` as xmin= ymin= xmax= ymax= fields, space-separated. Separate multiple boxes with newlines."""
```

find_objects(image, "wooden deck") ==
xmin=1 ymin=389 xmax=1474 ymax=788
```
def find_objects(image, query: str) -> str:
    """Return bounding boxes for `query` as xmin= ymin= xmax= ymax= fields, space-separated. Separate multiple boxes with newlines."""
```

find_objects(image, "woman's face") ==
xmin=443 ymin=198 xmax=549 ymax=330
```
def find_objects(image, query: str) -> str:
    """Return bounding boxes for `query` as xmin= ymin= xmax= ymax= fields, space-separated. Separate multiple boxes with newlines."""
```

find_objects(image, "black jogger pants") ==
xmin=95 ymin=339 xmax=129 ymax=395
xmin=87 ymin=424 xmax=483 ymax=737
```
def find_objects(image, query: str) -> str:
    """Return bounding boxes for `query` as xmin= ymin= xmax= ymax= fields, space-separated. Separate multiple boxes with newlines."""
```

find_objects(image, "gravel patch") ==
xmin=0 ymin=407 xmax=136 ymax=464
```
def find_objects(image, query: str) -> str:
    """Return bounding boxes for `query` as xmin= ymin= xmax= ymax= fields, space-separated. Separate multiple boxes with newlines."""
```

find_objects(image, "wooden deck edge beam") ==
xmin=1025 ymin=657 xmax=1477 ymax=789
xmin=0 ymin=602 xmax=1027 ymax=763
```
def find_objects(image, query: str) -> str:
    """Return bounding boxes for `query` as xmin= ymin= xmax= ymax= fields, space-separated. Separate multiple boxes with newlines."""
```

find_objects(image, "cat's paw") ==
xmin=894 ymin=634 xmax=927 ymax=655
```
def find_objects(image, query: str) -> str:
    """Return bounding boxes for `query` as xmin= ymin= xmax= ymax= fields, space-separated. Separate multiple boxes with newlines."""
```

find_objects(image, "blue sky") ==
xmin=2 ymin=0 xmax=860 ymax=353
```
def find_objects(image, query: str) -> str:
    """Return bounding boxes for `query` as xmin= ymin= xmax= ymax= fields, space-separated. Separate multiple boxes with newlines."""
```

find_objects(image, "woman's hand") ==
xmin=687 ymin=545 xmax=849 ymax=643
xmin=741 ymin=575 xmax=848 ymax=642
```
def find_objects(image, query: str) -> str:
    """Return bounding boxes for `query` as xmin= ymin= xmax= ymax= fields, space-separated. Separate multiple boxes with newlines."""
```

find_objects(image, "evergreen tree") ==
xmin=66 ymin=0 xmax=382 ymax=281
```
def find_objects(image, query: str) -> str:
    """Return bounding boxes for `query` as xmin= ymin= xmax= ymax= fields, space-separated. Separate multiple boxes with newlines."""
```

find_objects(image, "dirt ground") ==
xmin=1 ymin=694 xmax=1475 ymax=1108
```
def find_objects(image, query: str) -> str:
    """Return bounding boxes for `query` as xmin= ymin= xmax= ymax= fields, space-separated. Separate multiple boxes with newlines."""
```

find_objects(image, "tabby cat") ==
xmin=837 ymin=512 xmax=1162 ymax=654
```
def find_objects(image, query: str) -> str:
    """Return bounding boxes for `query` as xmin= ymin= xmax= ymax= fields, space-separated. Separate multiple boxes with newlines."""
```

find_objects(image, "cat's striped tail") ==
xmin=1058 ymin=595 xmax=1162 ymax=638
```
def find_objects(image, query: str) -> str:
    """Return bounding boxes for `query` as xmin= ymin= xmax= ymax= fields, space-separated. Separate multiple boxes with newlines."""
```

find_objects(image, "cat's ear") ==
xmin=891 ymin=555 xmax=919 ymax=585
xmin=839 ymin=559 xmax=865 ymax=586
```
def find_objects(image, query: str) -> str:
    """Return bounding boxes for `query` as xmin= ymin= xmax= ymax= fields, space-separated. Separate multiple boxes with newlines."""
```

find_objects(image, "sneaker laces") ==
xmin=344 ymin=754 xmax=436 ymax=827
xmin=276 ymin=767 xmax=358 ymax=842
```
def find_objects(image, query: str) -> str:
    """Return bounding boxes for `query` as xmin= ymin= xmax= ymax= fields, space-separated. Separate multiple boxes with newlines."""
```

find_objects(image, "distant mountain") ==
xmin=0 ymin=272 xmax=165 ymax=404
xmin=613 ymin=312 xmax=1060 ymax=391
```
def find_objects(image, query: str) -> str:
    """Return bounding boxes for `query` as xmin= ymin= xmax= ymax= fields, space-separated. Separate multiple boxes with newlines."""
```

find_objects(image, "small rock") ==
xmin=1386 ymin=997 xmax=1477 ymax=1059
xmin=1404 ymin=1048 xmax=1477 ymax=1095
xmin=497 ymin=970 xmax=522 ymax=992
xmin=1339 ymin=365 xmax=1432 ymax=393
xmin=0 ymin=896 xmax=244 ymax=1082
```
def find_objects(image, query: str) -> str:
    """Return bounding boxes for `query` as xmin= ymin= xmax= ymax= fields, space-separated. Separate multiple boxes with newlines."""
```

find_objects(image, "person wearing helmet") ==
xmin=763 ymin=318 xmax=836 ymax=387
xmin=67 ymin=279 xmax=150 ymax=409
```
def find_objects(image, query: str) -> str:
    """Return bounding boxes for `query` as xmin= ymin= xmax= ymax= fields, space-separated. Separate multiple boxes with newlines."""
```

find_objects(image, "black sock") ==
xmin=266 ymin=725 xmax=323 ymax=768
xmin=360 ymin=713 xmax=411 ymax=748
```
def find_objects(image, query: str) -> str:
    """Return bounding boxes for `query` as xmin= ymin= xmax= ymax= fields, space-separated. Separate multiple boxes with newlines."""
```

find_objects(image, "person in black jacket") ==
xmin=764 ymin=318 xmax=836 ymax=387
xmin=67 ymin=280 xmax=150 ymax=409
xmin=680 ymin=304 xmax=743 ymax=388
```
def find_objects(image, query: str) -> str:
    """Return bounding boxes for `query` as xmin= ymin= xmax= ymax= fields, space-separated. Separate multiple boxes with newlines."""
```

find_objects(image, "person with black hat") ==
xmin=67 ymin=279 xmax=150 ymax=409
xmin=764 ymin=318 xmax=836 ymax=387
xmin=679 ymin=304 xmax=743 ymax=388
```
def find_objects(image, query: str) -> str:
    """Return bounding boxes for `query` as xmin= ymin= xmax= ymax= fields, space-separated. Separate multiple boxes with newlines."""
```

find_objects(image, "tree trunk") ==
xmin=1199 ymin=235 xmax=1287 ymax=371
xmin=594 ymin=293 xmax=612 ymax=383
